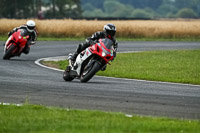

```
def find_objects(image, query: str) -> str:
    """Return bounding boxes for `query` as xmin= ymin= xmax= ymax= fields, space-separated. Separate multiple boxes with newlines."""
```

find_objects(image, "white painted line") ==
xmin=0 ymin=102 xmax=23 ymax=106
xmin=95 ymin=75 xmax=200 ymax=87
xmin=34 ymin=51 xmax=140 ymax=72
xmin=125 ymin=114 xmax=133 ymax=118
xmin=34 ymin=57 xmax=64 ymax=72
xmin=34 ymin=54 xmax=200 ymax=87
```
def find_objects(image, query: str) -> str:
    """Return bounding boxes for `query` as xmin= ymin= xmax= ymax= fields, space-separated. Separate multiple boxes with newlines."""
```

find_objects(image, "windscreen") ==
xmin=100 ymin=38 xmax=113 ymax=50
xmin=20 ymin=29 xmax=29 ymax=36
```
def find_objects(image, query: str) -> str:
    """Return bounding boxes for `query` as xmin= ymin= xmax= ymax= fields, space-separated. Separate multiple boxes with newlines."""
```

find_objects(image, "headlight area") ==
xmin=102 ymin=52 xmax=106 ymax=57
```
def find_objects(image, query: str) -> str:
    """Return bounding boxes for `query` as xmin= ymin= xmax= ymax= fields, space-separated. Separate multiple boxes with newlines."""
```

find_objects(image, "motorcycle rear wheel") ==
xmin=3 ymin=44 xmax=16 ymax=60
xmin=80 ymin=61 xmax=100 ymax=82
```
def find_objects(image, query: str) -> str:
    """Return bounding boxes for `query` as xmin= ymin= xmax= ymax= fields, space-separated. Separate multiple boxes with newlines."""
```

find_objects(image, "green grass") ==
xmin=0 ymin=104 xmax=199 ymax=133
xmin=1 ymin=36 xmax=200 ymax=41
xmin=43 ymin=50 xmax=200 ymax=85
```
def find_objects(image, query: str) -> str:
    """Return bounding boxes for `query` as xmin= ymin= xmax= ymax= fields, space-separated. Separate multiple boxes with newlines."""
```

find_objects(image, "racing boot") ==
xmin=101 ymin=65 xmax=107 ymax=71
xmin=70 ymin=42 xmax=91 ymax=62
xmin=22 ymin=44 xmax=30 ymax=54
xmin=70 ymin=52 xmax=79 ymax=62
xmin=69 ymin=43 xmax=86 ymax=61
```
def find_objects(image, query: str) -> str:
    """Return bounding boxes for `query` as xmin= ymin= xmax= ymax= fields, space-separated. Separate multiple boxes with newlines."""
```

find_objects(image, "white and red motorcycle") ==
xmin=63 ymin=38 xmax=115 ymax=82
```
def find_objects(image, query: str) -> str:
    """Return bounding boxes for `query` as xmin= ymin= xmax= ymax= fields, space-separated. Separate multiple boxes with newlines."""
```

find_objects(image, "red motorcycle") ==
xmin=3 ymin=29 xmax=29 ymax=60
xmin=63 ymin=38 xmax=115 ymax=82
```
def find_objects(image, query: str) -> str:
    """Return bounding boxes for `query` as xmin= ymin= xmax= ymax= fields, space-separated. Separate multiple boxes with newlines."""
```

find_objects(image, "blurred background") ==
xmin=0 ymin=0 xmax=200 ymax=19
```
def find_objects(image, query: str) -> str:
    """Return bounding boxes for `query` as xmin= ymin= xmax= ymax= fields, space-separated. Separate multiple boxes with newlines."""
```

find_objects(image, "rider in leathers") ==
xmin=70 ymin=23 xmax=118 ymax=70
xmin=8 ymin=20 xmax=38 ymax=55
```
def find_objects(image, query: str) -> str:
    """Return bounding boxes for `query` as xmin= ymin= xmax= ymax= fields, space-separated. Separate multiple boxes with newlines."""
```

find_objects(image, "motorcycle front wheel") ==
xmin=80 ymin=61 xmax=101 ymax=82
xmin=3 ymin=44 xmax=16 ymax=60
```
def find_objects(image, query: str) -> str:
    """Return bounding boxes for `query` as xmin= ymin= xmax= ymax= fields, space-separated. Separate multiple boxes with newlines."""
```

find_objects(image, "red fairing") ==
xmin=5 ymin=29 xmax=29 ymax=55
xmin=88 ymin=39 xmax=114 ymax=64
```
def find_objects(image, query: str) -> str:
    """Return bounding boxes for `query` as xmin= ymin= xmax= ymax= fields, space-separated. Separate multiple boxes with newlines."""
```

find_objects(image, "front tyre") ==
xmin=63 ymin=66 xmax=74 ymax=81
xmin=80 ymin=61 xmax=101 ymax=83
xmin=3 ymin=44 xmax=16 ymax=60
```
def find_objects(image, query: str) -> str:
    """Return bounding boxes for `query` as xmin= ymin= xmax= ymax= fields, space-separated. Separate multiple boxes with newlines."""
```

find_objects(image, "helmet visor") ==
xmin=28 ymin=26 xmax=35 ymax=30
xmin=107 ymin=30 xmax=116 ymax=37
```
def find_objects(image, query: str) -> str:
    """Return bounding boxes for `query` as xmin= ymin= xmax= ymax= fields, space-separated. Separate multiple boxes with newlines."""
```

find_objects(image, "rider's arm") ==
xmin=29 ymin=29 xmax=38 ymax=45
xmin=32 ymin=30 xmax=38 ymax=41
xmin=86 ymin=31 xmax=104 ymax=44
xmin=113 ymin=37 xmax=118 ymax=51
xmin=8 ymin=25 xmax=26 ymax=36
xmin=112 ymin=38 xmax=118 ymax=59
xmin=8 ymin=27 xmax=20 ymax=36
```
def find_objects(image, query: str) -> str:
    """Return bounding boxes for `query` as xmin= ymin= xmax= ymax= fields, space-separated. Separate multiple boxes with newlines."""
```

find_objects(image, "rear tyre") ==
xmin=80 ymin=61 xmax=100 ymax=82
xmin=3 ymin=44 xmax=16 ymax=60
xmin=63 ymin=66 xmax=74 ymax=81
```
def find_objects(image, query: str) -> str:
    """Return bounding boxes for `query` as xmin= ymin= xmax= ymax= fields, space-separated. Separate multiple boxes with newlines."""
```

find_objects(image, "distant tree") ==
xmin=80 ymin=0 xmax=200 ymax=18
xmin=82 ymin=3 xmax=95 ymax=11
xmin=82 ymin=10 xmax=93 ymax=17
xmin=56 ymin=0 xmax=69 ymax=17
xmin=44 ymin=0 xmax=82 ymax=18
xmin=71 ymin=0 xmax=82 ymax=18
xmin=144 ymin=7 xmax=158 ymax=18
xmin=104 ymin=1 xmax=121 ymax=14
xmin=118 ymin=0 xmax=164 ymax=9
xmin=81 ymin=0 xmax=105 ymax=9
xmin=167 ymin=13 xmax=177 ymax=18
xmin=112 ymin=5 xmax=134 ymax=18
xmin=173 ymin=0 xmax=200 ymax=17
xmin=83 ymin=9 xmax=105 ymax=17
xmin=190 ymin=0 xmax=200 ymax=16
xmin=157 ymin=4 xmax=178 ymax=17
xmin=131 ymin=9 xmax=151 ymax=18
xmin=104 ymin=0 xmax=134 ymax=17
xmin=93 ymin=9 xmax=106 ymax=17
xmin=174 ymin=0 xmax=191 ymax=9
xmin=176 ymin=8 xmax=198 ymax=18
xmin=0 ymin=0 xmax=34 ymax=18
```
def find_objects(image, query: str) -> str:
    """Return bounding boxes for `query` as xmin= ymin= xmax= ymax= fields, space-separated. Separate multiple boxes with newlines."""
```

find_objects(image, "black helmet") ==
xmin=103 ymin=23 xmax=116 ymax=38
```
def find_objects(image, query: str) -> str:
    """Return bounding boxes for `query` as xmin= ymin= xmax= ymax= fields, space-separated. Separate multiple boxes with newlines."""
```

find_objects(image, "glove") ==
xmin=86 ymin=38 xmax=97 ymax=45
xmin=113 ymin=51 xmax=116 ymax=58
xmin=8 ymin=32 xmax=12 ymax=37
xmin=114 ymin=40 xmax=118 ymax=49
xmin=30 ymin=41 xmax=36 ymax=45
xmin=27 ymin=40 xmax=35 ymax=45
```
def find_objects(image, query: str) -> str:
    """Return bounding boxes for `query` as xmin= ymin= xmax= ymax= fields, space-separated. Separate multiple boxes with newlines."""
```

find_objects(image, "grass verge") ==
xmin=42 ymin=50 xmax=200 ymax=85
xmin=0 ymin=104 xmax=199 ymax=133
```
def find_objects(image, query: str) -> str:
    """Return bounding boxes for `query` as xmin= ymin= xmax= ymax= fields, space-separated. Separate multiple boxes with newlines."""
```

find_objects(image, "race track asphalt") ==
xmin=0 ymin=40 xmax=200 ymax=119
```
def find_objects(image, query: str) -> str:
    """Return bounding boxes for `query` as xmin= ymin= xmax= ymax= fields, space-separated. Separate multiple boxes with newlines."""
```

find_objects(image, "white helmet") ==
xmin=26 ymin=20 xmax=36 ymax=32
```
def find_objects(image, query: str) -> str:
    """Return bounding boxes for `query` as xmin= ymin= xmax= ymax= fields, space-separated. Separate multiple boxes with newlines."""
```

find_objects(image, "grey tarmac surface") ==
xmin=0 ymin=41 xmax=200 ymax=119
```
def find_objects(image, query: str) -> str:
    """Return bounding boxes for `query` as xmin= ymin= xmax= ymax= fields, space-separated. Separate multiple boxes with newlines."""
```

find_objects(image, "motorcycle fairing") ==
xmin=4 ymin=29 xmax=29 ymax=55
xmin=4 ymin=36 xmax=13 ymax=53
xmin=71 ymin=47 xmax=93 ymax=76
xmin=89 ymin=41 xmax=114 ymax=64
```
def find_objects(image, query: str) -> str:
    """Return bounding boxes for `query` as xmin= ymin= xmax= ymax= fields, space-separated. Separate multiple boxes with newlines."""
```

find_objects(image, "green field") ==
xmin=42 ymin=49 xmax=200 ymax=85
xmin=0 ymin=104 xmax=199 ymax=133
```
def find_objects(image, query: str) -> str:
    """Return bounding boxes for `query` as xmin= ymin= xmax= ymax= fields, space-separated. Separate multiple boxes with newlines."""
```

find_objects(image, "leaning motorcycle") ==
xmin=63 ymin=38 xmax=115 ymax=82
xmin=3 ymin=29 xmax=29 ymax=60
